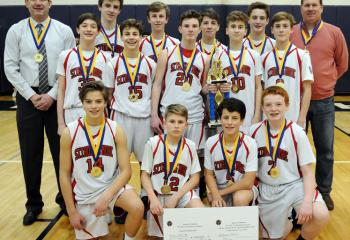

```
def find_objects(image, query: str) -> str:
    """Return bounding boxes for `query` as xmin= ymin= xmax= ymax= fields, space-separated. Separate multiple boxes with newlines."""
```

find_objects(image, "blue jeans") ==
xmin=307 ymin=97 xmax=334 ymax=194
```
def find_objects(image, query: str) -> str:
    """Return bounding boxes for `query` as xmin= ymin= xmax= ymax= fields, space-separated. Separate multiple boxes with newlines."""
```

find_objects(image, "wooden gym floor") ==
xmin=0 ymin=96 xmax=349 ymax=240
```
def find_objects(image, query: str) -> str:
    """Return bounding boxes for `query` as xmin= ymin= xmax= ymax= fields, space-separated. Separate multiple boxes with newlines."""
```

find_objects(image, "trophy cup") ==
xmin=207 ymin=51 xmax=229 ymax=127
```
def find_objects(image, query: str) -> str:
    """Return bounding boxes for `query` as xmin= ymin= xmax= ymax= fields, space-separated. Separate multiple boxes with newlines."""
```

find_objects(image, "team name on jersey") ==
xmin=152 ymin=162 xmax=188 ymax=177
xmin=214 ymin=160 xmax=245 ymax=174
xmin=223 ymin=65 xmax=251 ymax=77
xmin=70 ymin=67 xmax=103 ymax=80
xmin=96 ymin=43 xmax=123 ymax=54
xmin=116 ymin=73 xmax=149 ymax=86
xmin=170 ymin=62 xmax=200 ymax=79
xmin=74 ymin=145 xmax=114 ymax=160
xmin=267 ymin=66 xmax=296 ymax=79
xmin=258 ymin=146 xmax=289 ymax=163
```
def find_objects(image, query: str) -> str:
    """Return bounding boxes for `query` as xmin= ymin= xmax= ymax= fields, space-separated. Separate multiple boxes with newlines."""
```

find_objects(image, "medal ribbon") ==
xmin=100 ymin=24 xmax=120 ymax=57
xmin=177 ymin=45 xmax=198 ymax=80
xmin=228 ymin=45 xmax=246 ymax=78
xmin=28 ymin=17 xmax=52 ymax=50
xmin=300 ymin=20 xmax=323 ymax=46
xmin=77 ymin=47 xmax=98 ymax=81
xmin=273 ymin=42 xmax=292 ymax=78
xmin=219 ymin=132 xmax=241 ymax=177
xmin=150 ymin=34 xmax=167 ymax=62
xmin=163 ymin=134 xmax=184 ymax=183
xmin=83 ymin=117 xmax=106 ymax=162
xmin=265 ymin=120 xmax=287 ymax=166
xmin=200 ymin=39 xmax=216 ymax=67
xmin=121 ymin=52 xmax=142 ymax=90
xmin=247 ymin=35 xmax=267 ymax=55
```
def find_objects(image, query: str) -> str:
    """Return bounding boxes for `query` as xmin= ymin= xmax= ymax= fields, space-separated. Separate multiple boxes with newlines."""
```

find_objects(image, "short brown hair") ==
xmin=261 ymin=86 xmax=289 ymax=106
xmin=98 ymin=0 xmax=123 ymax=9
xmin=147 ymin=1 xmax=170 ymax=18
xmin=247 ymin=2 xmax=270 ymax=19
xmin=271 ymin=11 xmax=295 ymax=27
xmin=79 ymin=81 xmax=108 ymax=103
xmin=226 ymin=10 xmax=248 ymax=28
xmin=165 ymin=104 xmax=188 ymax=120
xmin=120 ymin=19 xmax=143 ymax=36
xmin=179 ymin=9 xmax=201 ymax=26
xmin=77 ymin=13 xmax=101 ymax=31
xmin=200 ymin=8 xmax=220 ymax=25
xmin=301 ymin=0 xmax=322 ymax=5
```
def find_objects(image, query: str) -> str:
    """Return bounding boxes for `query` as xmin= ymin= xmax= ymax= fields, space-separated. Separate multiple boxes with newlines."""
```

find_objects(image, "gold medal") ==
xmin=231 ymin=84 xmax=239 ymax=93
xmin=161 ymin=185 xmax=171 ymax=194
xmin=34 ymin=53 xmax=43 ymax=63
xmin=91 ymin=166 xmax=102 ymax=178
xmin=182 ymin=81 xmax=191 ymax=92
xmin=128 ymin=93 xmax=138 ymax=102
xmin=270 ymin=167 xmax=280 ymax=179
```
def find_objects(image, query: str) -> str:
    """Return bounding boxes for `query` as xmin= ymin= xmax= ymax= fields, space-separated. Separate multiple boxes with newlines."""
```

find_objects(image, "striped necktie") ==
xmin=36 ymin=24 xmax=50 ymax=94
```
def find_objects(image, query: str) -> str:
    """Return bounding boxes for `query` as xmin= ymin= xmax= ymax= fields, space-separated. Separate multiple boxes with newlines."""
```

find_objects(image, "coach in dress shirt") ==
xmin=4 ymin=0 xmax=75 ymax=225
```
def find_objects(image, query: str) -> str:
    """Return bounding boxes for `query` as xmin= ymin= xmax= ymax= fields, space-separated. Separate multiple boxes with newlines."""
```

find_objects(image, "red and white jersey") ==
xmin=141 ymin=135 xmax=201 ymax=195
xmin=105 ymin=53 xmax=156 ymax=118
xmin=139 ymin=34 xmax=179 ymax=62
xmin=68 ymin=118 xmax=118 ymax=204
xmin=204 ymin=132 xmax=257 ymax=188
xmin=250 ymin=120 xmax=315 ymax=186
xmin=218 ymin=46 xmax=263 ymax=133
xmin=197 ymin=39 xmax=226 ymax=59
xmin=95 ymin=26 xmax=124 ymax=59
xmin=160 ymin=45 xmax=207 ymax=124
xmin=56 ymin=47 xmax=107 ymax=109
xmin=243 ymin=36 xmax=275 ymax=55
xmin=261 ymin=45 xmax=313 ymax=122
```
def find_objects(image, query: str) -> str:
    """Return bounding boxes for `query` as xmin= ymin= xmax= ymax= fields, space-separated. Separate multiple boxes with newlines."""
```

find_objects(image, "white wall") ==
xmin=2 ymin=0 xmax=350 ymax=6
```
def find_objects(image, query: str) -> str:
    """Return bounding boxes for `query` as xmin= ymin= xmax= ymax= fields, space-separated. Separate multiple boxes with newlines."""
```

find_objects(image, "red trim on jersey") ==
xmin=139 ymin=37 xmax=148 ymax=51
xmin=99 ymin=49 xmax=107 ymax=62
xmin=259 ymin=217 xmax=271 ymax=239
xmin=152 ymin=212 xmax=164 ymax=235
xmin=143 ymin=54 xmax=154 ymax=76
xmin=262 ymin=51 xmax=272 ymax=69
xmin=289 ymin=123 xmax=303 ymax=177
xmin=63 ymin=48 xmax=75 ymax=103
xmin=210 ymin=137 xmax=220 ymax=154
xmin=246 ymin=48 xmax=256 ymax=66
xmin=189 ymin=189 xmax=193 ymax=199
xmin=198 ymin=121 xmax=205 ymax=148
xmin=71 ymin=119 xmax=83 ymax=147
xmin=166 ymin=35 xmax=177 ymax=45
xmin=114 ymin=55 xmax=122 ymax=81
xmin=153 ymin=135 xmax=163 ymax=158
xmin=199 ymin=53 xmax=206 ymax=86
xmin=184 ymin=138 xmax=193 ymax=162
xmin=106 ymin=119 xmax=116 ymax=145
xmin=71 ymin=178 xmax=77 ymax=202
xmin=240 ymin=133 xmax=250 ymax=158
xmin=110 ymin=109 xmax=116 ymax=121
xmin=251 ymin=121 xmax=265 ymax=139
xmin=295 ymin=48 xmax=303 ymax=111
xmin=314 ymin=188 xmax=319 ymax=201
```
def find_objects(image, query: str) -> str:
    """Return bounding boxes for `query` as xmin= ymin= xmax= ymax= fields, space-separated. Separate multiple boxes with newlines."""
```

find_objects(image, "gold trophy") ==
xmin=207 ymin=51 xmax=229 ymax=127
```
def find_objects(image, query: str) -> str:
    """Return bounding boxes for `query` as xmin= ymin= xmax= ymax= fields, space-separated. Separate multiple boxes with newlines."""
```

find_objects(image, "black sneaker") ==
xmin=322 ymin=193 xmax=334 ymax=211
xmin=23 ymin=209 xmax=42 ymax=226
xmin=113 ymin=206 xmax=128 ymax=224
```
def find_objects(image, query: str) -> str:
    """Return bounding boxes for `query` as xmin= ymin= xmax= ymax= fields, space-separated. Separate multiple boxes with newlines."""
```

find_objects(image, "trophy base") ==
xmin=208 ymin=120 xmax=222 ymax=128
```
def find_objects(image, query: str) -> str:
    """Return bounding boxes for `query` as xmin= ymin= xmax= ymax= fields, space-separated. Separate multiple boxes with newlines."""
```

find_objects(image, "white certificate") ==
xmin=163 ymin=206 xmax=258 ymax=240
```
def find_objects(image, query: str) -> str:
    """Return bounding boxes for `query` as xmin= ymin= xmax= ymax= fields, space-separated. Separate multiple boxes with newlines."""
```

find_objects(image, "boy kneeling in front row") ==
xmin=141 ymin=104 xmax=204 ymax=238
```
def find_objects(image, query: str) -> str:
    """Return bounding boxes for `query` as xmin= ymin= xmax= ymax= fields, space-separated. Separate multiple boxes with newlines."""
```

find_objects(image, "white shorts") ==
xmin=147 ymin=189 xmax=200 ymax=237
xmin=111 ymin=110 xmax=153 ymax=162
xmin=74 ymin=184 xmax=133 ymax=240
xmin=64 ymin=108 xmax=85 ymax=124
xmin=185 ymin=122 xmax=205 ymax=150
xmin=258 ymin=180 xmax=324 ymax=239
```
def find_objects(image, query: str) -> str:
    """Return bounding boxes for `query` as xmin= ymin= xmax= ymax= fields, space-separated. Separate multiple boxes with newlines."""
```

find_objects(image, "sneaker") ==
xmin=113 ymin=206 xmax=128 ymax=224
xmin=322 ymin=193 xmax=334 ymax=211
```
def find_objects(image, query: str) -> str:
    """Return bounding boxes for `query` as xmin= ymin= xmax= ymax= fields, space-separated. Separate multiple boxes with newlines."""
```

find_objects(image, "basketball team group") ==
xmin=4 ymin=0 xmax=348 ymax=239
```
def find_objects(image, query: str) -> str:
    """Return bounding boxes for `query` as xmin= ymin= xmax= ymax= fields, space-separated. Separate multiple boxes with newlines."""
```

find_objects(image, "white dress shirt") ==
xmin=4 ymin=17 xmax=75 ymax=100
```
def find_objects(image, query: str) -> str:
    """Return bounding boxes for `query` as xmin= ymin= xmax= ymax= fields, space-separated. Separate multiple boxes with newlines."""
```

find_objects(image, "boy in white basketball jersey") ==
xmin=209 ymin=11 xmax=263 ymax=134
xmin=139 ymin=1 xmax=180 ymax=62
xmin=151 ymin=10 xmax=209 ymax=150
xmin=141 ymin=104 xmax=204 ymax=238
xmin=205 ymin=98 xmax=258 ymax=207
xmin=105 ymin=19 xmax=156 ymax=163
xmin=198 ymin=8 xmax=226 ymax=62
xmin=250 ymin=86 xmax=329 ymax=240
xmin=261 ymin=12 xmax=313 ymax=127
xmin=60 ymin=81 xmax=143 ymax=240
xmin=57 ymin=13 xmax=107 ymax=135
xmin=243 ymin=2 xmax=275 ymax=55
xmin=96 ymin=0 xmax=124 ymax=58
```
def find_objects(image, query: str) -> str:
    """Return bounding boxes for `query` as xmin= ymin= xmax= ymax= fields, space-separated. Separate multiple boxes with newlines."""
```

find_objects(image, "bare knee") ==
xmin=233 ymin=190 xmax=252 ymax=206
